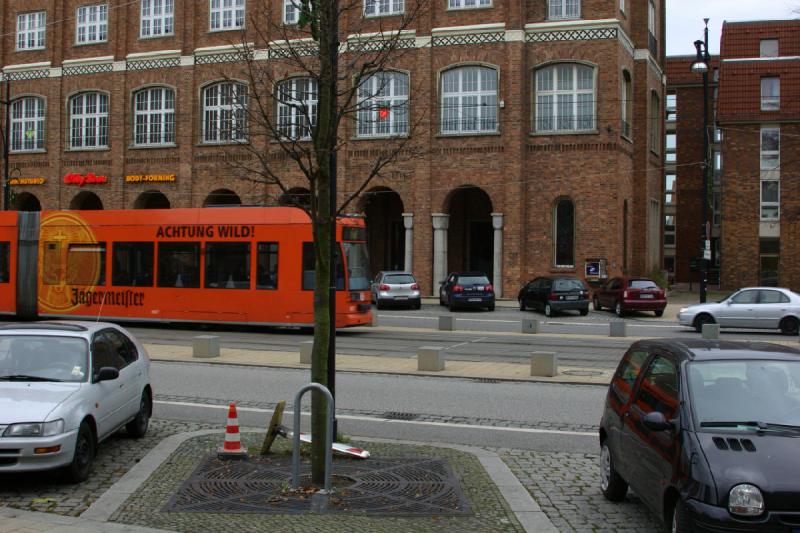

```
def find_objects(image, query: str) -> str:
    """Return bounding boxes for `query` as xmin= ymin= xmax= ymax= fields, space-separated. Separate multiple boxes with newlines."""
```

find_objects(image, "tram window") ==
xmin=43 ymin=242 xmax=61 ymax=285
xmin=301 ymin=242 xmax=345 ymax=291
xmin=66 ymin=243 xmax=106 ymax=286
xmin=256 ymin=243 xmax=278 ymax=290
xmin=112 ymin=242 xmax=154 ymax=287
xmin=157 ymin=243 xmax=200 ymax=288
xmin=205 ymin=243 xmax=251 ymax=289
xmin=0 ymin=242 xmax=9 ymax=283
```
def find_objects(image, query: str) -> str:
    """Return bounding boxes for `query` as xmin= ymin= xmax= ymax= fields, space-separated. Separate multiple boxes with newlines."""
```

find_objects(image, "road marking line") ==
xmin=380 ymin=314 xmax=683 ymax=329
xmin=155 ymin=400 xmax=597 ymax=438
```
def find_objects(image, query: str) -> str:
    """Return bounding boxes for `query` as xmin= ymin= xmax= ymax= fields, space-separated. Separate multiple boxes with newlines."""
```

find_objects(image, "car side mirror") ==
xmin=95 ymin=367 xmax=119 ymax=383
xmin=726 ymin=300 xmax=732 ymax=306
xmin=643 ymin=411 xmax=674 ymax=432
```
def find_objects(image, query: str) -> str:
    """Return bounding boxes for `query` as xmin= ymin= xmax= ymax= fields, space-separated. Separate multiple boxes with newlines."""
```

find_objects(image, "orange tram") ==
xmin=0 ymin=207 xmax=373 ymax=328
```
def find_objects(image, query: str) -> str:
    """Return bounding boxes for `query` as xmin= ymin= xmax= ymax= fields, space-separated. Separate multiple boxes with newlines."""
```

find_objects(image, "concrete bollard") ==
xmin=702 ymin=323 xmax=721 ymax=340
xmin=418 ymin=346 xmax=445 ymax=371
xmin=299 ymin=341 xmax=313 ymax=364
xmin=530 ymin=352 xmax=558 ymax=377
xmin=610 ymin=321 xmax=627 ymax=338
xmin=371 ymin=310 xmax=379 ymax=327
xmin=192 ymin=335 xmax=220 ymax=358
xmin=521 ymin=318 xmax=540 ymax=334
xmin=439 ymin=315 xmax=455 ymax=331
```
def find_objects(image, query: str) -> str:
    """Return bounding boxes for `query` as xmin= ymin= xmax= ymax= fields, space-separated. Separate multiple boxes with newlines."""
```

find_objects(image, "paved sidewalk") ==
xmin=0 ymin=507 xmax=170 ymax=533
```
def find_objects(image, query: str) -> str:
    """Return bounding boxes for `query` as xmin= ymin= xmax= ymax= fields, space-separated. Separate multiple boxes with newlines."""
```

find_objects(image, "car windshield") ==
xmin=689 ymin=360 xmax=800 ymax=428
xmin=385 ymin=274 xmax=415 ymax=284
xmin=0 ymin=335 xmax=89 ymax=383
xmin=629 ymin=280 xmax=658 ymax=289
xmin=458 ymin=276 xmax=490 ymax=285
xmin=554 ymin=279 xmax=584 ymax=291
xmin=343 ymin=242 xmax=371 ymax=291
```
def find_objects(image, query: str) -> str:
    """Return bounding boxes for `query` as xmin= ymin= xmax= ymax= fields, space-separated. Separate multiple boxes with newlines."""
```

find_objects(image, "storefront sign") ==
xmin=585 ymin=259 xmax=608 ymax=280
xmin=64 ymin=172 xmax=108 ymax=186
xmin=9 ymin=177 xmax=46 ymax=186
xmin=125 ymin=174 xmax=176 ymax=183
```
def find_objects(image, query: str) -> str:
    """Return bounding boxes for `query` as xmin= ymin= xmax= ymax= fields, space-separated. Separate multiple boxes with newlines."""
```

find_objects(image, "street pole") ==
xmin=327 ymin=25 xmax=339 ymax=439
xmin=2 ymin=79 xmax=10 ymax=211
xmin=699 ymin=21 xmax=710 ymax=304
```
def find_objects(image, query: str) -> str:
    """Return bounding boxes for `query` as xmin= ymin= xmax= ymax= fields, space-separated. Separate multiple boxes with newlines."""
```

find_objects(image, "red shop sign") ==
xmin=63 ymin=172 xmax=108 ymax=186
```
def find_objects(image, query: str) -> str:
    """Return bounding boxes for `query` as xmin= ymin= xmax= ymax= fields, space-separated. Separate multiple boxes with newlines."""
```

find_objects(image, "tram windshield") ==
xmin=343 ymin=241 xmax=370 ymax=291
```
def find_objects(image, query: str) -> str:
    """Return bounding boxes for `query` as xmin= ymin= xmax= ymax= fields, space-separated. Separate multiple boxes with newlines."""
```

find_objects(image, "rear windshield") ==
xmin=385 ymin=274 xmax=415 ymax=284
xmin=630 ymin=279 xmax=659 ymax=289
xmin=553 ymin=279 xmax=585 ymax=291
xmin=457 ymin=276 xmax=490 ymax=285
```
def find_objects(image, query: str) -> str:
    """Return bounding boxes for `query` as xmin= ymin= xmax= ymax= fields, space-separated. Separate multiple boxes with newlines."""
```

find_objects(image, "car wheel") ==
xmin=413 ymin=300 xmax=421 ymax=310
xmin=439 ymin=293 xmax=445 ymax=306
xmin=671 ymin=499 xmax=693 ymax=533
xmin=519 ymin=299 xmax=526 ymax=311
xmin=600 ymin=441 xmax=628 ymax=501
xmin=655 ymin=310 xmax=664 ymax=317
xmin=614 ymin=301 xmax=625 ymax=317
xmin=376 ymin=300 xmax=384 ymax=310
xmin=64 ymin=421 xmax=94 ymax=483
xmin=544 ymin=303 xmax=553 ymax=317
xmin=580 ymin=307 xmax=589 ymax=316
xmin=126 ymin=390 xmax=151 ymax=438
xmin=487 ymin=303 xmax=495 ymax=312
xmin=694 ymin=314 xmax=715 ymax=333
xmin=780 ymin=317 xmax=800 ymax=336
xmin=448 ymin=298 xmax=456 ymax=312
xmin=592 ymin=297 xmax=601 ymax=311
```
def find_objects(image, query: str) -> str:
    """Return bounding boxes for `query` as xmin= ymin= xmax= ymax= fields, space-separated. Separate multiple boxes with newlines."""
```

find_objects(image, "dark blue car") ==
xmin=438 ymin=272 xmax=495 ymax=311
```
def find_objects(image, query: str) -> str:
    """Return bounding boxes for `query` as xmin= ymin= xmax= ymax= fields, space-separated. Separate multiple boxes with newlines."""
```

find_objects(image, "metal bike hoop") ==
xmin=291 ymin=382 xmax=334 ymax=493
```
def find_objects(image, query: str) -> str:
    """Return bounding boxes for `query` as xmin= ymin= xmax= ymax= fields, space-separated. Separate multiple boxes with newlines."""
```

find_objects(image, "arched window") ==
xmin=554 ymin=198 xmax=575 ymax=268
xmin=621 ymin=70 xmax=632 ymax=138
xmin=202 ymin=82 xmax=247 ymax=143
xmin=11 ymin=97 xmax=45 ymax=152
xmin=535 ymin=64 xmax=595 ymax=133
xmin=134 ymin=87 xmax=175 ymax=146
xmin=277 ymin=77 xmax=318 ymax=140
xmin=70 ymin=92 xmax=109 ymax=149
xmin=357 ymin=71 xmax=409 ymax=137
xmin=441 ymin=66 xmax=497 ymax=134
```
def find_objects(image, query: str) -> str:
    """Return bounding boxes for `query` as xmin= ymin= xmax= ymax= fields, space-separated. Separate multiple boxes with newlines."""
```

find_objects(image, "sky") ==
xmin=666 ymin=0 xmax=797 ymax=55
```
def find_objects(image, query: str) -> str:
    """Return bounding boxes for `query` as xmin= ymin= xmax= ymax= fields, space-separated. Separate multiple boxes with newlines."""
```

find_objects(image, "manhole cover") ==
xmin=382 ymin=411 xmax=420 ymax=421
xmin=163 ymin=455 xmax=472 ymax=516
xmin=561 ymin=370 xmax=603 ymax=377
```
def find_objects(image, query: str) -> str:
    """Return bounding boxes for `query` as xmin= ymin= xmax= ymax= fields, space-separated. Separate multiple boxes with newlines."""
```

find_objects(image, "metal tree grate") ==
xmin=382 ymin=412 xmax=420 ymax=421
xmin=163 ymin=455 xmax=472 ymax=516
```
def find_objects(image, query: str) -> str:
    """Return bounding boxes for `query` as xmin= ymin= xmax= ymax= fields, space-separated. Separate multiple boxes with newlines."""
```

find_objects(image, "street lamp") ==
xmin=690 ymin=19 xmax=711 ymax=304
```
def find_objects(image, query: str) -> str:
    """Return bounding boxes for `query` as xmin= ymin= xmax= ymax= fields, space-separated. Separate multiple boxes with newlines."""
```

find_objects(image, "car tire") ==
xmin=600 ymin=441 xmax=628 ymax=502
xmin=126 ymin=390 xmax=151 ymax=439
xmin=592 ymin=297 xmax=601 ymax=311
xmin=519 ymin=299 xmax=526 ymax=311
xmin=614 ymin=301 xmax=625 ymax=317
xmin=413 ymin=300 xmax=421 ymax=310
xmin=580 ymin=307 xmax=589 ymax=316
xmin=780 ymin=317 xmax=800 ymax=336
xmin=64 ymin=421 xmax=95 ymax=483
xmin=655 ymin=310 xmax=664 ymax=317
xmin=448 ymin=298 xmax=457 ymax=312
xmin=376 ymin=300 xmax=384 ymax=310
xmin=671 ymin=499 xmax=693 ymax=533
xmin=439 ymin=293 xmax=445 ymax=306
xmin=544 ymin=303 xmax=553 ymax=317
xmin=487 ymin=303 xmax=495 ymax=312
xmin=694 ymin=314 xmax=715 ymax=333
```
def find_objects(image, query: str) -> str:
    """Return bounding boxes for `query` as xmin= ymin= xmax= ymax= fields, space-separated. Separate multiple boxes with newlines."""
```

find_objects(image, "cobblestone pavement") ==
xmin=0 ymin=419 xmax=214 ymax=517
xmin=112 ymin=433 xmax=524 ymax=533
xmin=501 ymin=450 xmax=664 ymax=532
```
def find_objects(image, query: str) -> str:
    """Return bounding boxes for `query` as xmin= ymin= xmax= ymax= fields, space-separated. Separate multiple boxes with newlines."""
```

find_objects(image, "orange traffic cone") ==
xmin=217 ymin=402 xmax=248 ymax=459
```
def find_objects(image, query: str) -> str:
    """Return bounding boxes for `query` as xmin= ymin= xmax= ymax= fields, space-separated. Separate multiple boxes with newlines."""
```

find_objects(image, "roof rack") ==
xmin=0 ymin=322 xmax=88 ymax=332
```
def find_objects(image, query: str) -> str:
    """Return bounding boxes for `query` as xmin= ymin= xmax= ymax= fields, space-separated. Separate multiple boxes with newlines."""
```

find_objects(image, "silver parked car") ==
xmin=678 ymin=287 xmax=800 ymax=335
xmin=371 ymin=271 xmax=421 ymax=310
xmin=0 ymin=321 xmax=152 ymax=482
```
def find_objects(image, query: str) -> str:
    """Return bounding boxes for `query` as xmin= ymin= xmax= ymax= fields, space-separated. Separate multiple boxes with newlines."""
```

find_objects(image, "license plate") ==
xmin=469 ymin=298 xmax=482 ymax=302
xmin=475 ymin=286 xmax=484 ymax=291
xmin=394 ymin=296 xmax=407 ymax=300
xmin=566 ymin=295 xmax=579 ymax=300
xmin=640 ymin=294 xmax=654 ymax=299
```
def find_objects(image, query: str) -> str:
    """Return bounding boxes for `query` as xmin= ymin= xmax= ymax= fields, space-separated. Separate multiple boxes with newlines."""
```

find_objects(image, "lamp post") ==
xmin=690 ymin=19 xmax=711 ymax=304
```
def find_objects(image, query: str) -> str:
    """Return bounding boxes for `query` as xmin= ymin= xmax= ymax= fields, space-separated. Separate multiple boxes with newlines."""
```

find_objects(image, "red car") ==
xmin=593 ymin=277 xmax=666 ymax=317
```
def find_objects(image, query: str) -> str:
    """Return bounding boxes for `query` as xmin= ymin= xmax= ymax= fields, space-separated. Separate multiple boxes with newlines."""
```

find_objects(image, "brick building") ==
xmin=0 ymin=0 xmax=665 ymax=296
xmin=667 ymin=19 xmax=800 ymax=291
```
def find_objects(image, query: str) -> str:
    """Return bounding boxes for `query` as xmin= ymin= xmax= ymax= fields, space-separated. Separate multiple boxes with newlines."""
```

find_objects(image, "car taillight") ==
xmin=411 ymin=283 xmax=419 ymax=290
xmin=453 ymin=285 xmax=464 ymax=293
xmin=548 ymin=293 xmax=560 ymax=301
xmin=485 ymin=284 xmax=493 ymax=293
xmin=379 ymin=284 xmax=390 ymax=291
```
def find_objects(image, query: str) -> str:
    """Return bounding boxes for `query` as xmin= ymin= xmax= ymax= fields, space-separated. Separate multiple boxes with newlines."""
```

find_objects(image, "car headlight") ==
xmin=679 ymin=307 xmax=689 ymax=314
xmin=729 ymin=484 xmax=764 ymax=516
xmin=3 ymin=419 xmax=65 ymax=438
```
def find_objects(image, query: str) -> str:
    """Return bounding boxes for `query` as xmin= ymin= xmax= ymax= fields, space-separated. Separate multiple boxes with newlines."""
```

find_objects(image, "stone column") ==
xmin=492 ymin=213 xmax=504 ymax=298
xmin=402 ymin=213 xmax=414 ymax=273
xmin=431 ymin=214 xmax=450 ymax=294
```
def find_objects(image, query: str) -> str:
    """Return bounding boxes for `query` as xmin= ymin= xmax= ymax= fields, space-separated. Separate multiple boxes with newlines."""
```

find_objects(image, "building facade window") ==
xmin=210 ymin=0 xmax=245 ymax=31
xmin=365 ymin=0 xmax=404 ymax=16
xmin=664 ymin=215 xmax=675 ymax=246
xmin=548 ymin=0 xmax=580 ymax=20
xmin=441 ymin=66 xmax=497 ymax=134
xmin=535 ymin=64 xmax=594 ymax=133
xmin=665 ymin=133 xmax=676 ymax=162
xmin=134 ymin=87 xmax=175 ymax=146
xmin=759 ymin=239 xmax=779 ymax=286
xmin=141 ymin=0 xmax=174 ymax=37
xmin=357 ymin=72 xmax=408 ymax=137
xmin=277 ymin=77 xmax=317 ymax=140
xmin=10 ymin=97 xmax=45 ymax=152
xmin=70 ymin=92 xmax=109 ymax=149
xmin=760 ymin=127 xmax=780 ymax=221
xmin=554 ymin=198 xmax=575 ymax=268
xmin=666 ymin=93 xmax=676 ymax=121
xmin=448 ymin=0 xmax=490 ymax=9
xmin=621 ymin=70 xmax=632 ymax=138
xmin=16 ymin=11 xmax=46 ymax=50
xmin=283 ymin=0 xmax=299 ymax=24
xmin=665 ymin=174 xmax=675 ymax=205
xmin=202 ymin=82 xmax=247 ymax=143
xmin=761 ymin=77 xmax=780 ymax=111
xmin=648 ymin=0 xmax=657 ymax=56
xmin=760 ymin=39 xmax=779 ymax=58
xmin=649 ymin=91 xmax=660 ymax=152
xmin=620 ymin=0 xmax=625 ymax=13
xmin=76 ymin=4 xmax=108 ymax=44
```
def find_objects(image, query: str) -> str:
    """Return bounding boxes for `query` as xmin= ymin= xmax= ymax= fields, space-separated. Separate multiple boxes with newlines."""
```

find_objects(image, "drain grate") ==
xmin=475 ymin=378 xmax=500 ymax=384
xmin=382 ymin=411 xmax=420 ymax=421
xmin=561 ymin=370 xmax=603 ymax=377
xmin=163 ymin=455 xmax=472 ymax=516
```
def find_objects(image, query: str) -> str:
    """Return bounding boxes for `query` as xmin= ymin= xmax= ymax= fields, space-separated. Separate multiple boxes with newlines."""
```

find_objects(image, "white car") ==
xmin=677 ymin=287 xmax=800 ymax=336
xmin=0 ymin=321 xmax=151 ymax=482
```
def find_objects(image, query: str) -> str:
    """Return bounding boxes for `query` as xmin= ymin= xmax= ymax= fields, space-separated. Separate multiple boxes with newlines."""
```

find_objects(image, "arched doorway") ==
xmin=12 ymin=192 xmax=41 ymax=211
xmin=134 ymin=190 xmax=171 ymax=209
xmin=445 ymin=186 xmax=493 ymax=279
xmin=203 ymin=189 xmax=241 ymax=207
xmin=360 ymin=187 xmax=404 ymax=274
xmin=278 ymin=187 xmax=311 ymax=210
xmin=70 ymin=191 xmax=103 ymax=210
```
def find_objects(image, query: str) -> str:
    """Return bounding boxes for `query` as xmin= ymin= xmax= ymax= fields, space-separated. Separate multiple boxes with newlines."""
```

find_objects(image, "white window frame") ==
xmin=134 ymin=87 xmax=176 ymax=146
xmin=202 ymin=82 xmax=248 ymax=144
xmin=548 ymin=0 xmax=580 ymax=20
xmin=277 ymin=77 xmax=318 ymax=141
xmin=10 ymin=97 xmax=46 ymax=152
xmin=140 ymin=0 xmax=174 ymax=38
xmin=760 ymin=39 xmax=779 ymax=58
xmin=619 ymin=0 xmax=625 ymax=13
xmin=16 ymin=11 xmax=46 ymax=51
xmin=535 ymin=64 xmax=595 ymax=133
xmin=761 ymin=77 xmax=780 ymax=111
xmin=283 ymin=0 xmax=300 ymax=24
xmin=364 ymin=0 xmax=405 ymax=16
xmin=209 ymin=0 xmax=245 ymax=31
xmin=69 ymin=92 xmax=109 ymax=149
xmin=648 ymin=0 xmax=655 ymax=34
xmin=441 ymin=66 xmax=497 ymax=134
xmin=357 ymin=72 xmax=409 ymax=138
xmin=448 ymin=0 xmax=490 ymax=9
xmin=76 ymin=4 xmax=108 ymax=44
xmin=760 ymin=127 xmax=780 ymax=221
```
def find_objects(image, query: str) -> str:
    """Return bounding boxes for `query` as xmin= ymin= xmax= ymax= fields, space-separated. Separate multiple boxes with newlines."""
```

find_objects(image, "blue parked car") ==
xmin=439 ymin=272 xmax=495 ymax=311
